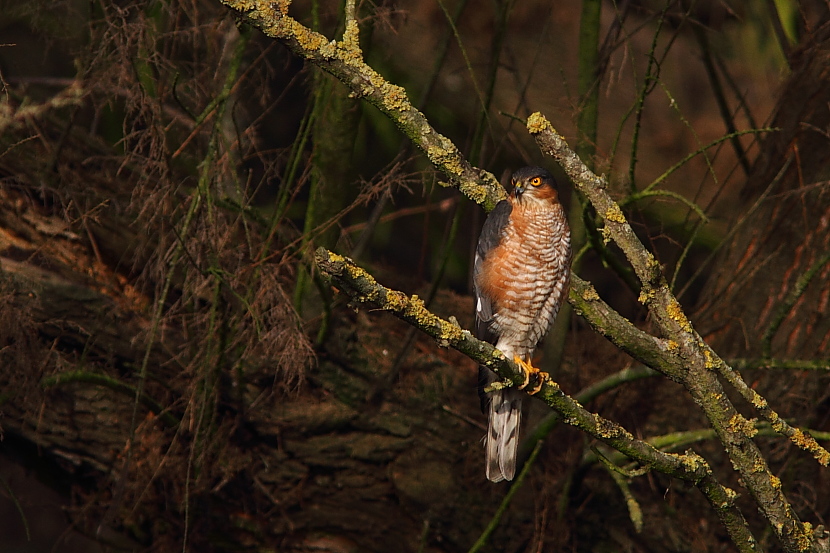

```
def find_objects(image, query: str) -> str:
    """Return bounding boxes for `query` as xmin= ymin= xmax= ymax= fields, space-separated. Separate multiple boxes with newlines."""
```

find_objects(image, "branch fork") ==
xmin=220 ymin=0 xmax=829 ymax=549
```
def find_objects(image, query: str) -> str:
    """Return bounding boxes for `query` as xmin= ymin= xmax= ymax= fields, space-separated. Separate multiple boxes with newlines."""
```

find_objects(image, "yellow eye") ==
xmin=530 ymin=177 xmax=542 ymax=186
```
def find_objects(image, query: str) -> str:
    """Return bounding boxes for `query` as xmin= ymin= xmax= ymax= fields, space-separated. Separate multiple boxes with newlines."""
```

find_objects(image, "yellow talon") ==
xmin=513 ymin=355 xmax=549 ymax=395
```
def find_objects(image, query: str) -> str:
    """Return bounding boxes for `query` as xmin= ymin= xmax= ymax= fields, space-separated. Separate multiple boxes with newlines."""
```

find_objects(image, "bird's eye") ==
xmin=530 ymin=177 xmax=542 ymax=186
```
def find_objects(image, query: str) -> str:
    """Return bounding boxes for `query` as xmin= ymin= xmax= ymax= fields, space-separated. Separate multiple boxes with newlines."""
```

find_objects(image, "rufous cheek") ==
xmin=533 ymin=185 xmax=559 ymax=202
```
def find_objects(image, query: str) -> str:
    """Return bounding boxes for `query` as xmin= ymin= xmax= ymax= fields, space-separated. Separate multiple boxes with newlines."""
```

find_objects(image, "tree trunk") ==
xmin=699 ymin=26 xmax=830 ymax=361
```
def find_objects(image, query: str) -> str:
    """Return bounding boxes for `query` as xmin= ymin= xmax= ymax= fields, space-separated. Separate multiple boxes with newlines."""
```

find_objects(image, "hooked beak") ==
xmin=513 ymin=181 xmax=525 ymax=198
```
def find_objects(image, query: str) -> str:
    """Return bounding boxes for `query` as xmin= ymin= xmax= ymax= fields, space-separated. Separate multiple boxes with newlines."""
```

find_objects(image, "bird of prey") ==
xmin=473 ymin=166 xmax=572 ymax=482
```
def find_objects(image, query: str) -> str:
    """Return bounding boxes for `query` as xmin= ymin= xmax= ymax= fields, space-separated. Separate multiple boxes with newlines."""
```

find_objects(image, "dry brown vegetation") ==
xmin=1 ymin=0 xmax=830 ymax=552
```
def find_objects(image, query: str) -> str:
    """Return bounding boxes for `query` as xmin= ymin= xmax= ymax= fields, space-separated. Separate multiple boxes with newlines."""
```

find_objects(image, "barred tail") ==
xmin=485 ymin=388 xmax=522 ymax=482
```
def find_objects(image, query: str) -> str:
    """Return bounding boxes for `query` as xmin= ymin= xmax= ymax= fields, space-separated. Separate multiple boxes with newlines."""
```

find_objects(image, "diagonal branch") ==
xmin=528 ymin=114 xmax=823 ymax=553
xmin=316 ymin=246 xmax=758 ymax=553
xmin=220 ymin=0 xmax=505 ymax=211
xmin=218 ymin=2 xmax=826 ymax=550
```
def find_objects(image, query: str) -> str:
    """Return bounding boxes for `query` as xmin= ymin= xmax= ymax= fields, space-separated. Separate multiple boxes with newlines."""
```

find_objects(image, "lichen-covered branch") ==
xmin=315 ymin=247 xmax=758 ymax=553
xmin=714 ymin=359 xmax=830 ymax=466
xmin=217 ymin=1 xmax=824 ymax=549
xmin=219 ymin=0 xmax=505 ymax=211
xmin=568 ymin=277 xmax=685 ymax=381
xmin=528 ymin=113 xmax=822 ymax=553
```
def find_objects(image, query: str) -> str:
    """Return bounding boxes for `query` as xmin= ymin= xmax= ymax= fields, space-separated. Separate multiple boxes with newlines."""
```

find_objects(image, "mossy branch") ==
xmin=219 ymin=0 xmax=505 ymax=211
xmin=218 ymin=1 xmax=822 ymax=549
xmin=315 ymin=247 xmax=758 ymax=553
xmin=527 ymin=112 xmax=822 ymax=553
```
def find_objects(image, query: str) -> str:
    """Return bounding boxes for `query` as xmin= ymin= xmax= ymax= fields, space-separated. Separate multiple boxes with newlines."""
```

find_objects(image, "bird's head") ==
xmin=510 ymin=166 xmax=559 ymax=204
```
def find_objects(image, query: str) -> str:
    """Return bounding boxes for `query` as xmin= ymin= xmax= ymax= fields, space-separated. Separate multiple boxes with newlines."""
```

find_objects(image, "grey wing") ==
xmin=473 ymin=200 xmax=512 ymax=344
xmin=474 ymin=200 xmax=512 ymax=414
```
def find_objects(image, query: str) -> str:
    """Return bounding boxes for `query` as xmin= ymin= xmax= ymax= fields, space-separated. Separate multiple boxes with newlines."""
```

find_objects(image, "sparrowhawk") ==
xmin=473 ymin=166 xmax=572 ymax=482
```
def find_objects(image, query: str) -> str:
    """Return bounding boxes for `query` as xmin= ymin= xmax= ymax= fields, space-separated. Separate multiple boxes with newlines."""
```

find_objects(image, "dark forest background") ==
xmin=1 ymin=0 xmax=830 ymax=551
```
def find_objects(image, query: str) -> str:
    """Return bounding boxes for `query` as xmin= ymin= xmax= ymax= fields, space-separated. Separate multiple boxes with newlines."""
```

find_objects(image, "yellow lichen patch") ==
xmin=680 ymin=451 xmax=705 ymax=472
xmin=381 ymin=83 xmax=410 ymax=111
xmin=426 ymin=143 xmax=464 ymax=177
xmin=666 ymin=298 xmax=693 ymax=334
xmin=341 ymin=19 xmax=360 ymax=51
xmin=345 ymin=264 xmax=377 ymax=288
xmin=666 ymin=340 xmax=679 ymax=351
xmin=752 ymin=458 xmax=766 ymax=473
xmin=230 ymin=0 xmax=260 ymax=12
xmin=797 ymin=522 xmax=814 ymax=552
xmin=604 ymin=203 xmax=627 ymax=224
xmin=271 ymin=0 xmax=291 ymax=15
xmin=749 ymin=390 xmax=768 ymax=409
xmin=340 ymin=259 xmax=383 ymax=302
xmin=770 ymin=474 xmax=782 ymax=490
xmin=791 ymin=428 xmax=808 ymax=446
xmin=359 ymin=70 xmax=411 ymax=112
xmin=383 ymin=289 xmax=409 ymax=311
xmin=405 ymin=294 xmax=428 ymax=319
xmin=327 ymin=251 xmax=346 ymax=263
xmin=581 ymin=286 xmax=600 ymax=301
xmin=790 ymin=429 xmax=830 ymax=466
xmin=600 ymin=225 xmax=612 ymax=244
xmin=595 ymin=415 xmax=632 ymax=440
xmin=703 ymin=348 xmax=717 ymax=369
xmin=723 ymin=486 xmax=737 ymax=504
xmin=815 ymin=447 xmax=830 ymax=467
xmin=438 ymin=318 xmax=464 ymax=345
xmin=338 ymin=44 xmax=363 ymax=67
xmin=645 ymin=252 xmax=661 ymax=273
xmin=726 ymin=413 xmax=758 ymax=437
xmin=526 ymin=112 xmax=552 ymax=134
xmin=638 ymin=286 xmax=654 ymax=305
xmin=459 ymin=181 xmax=488 ymax=206
xmin=768 ymin=413 xmax=786 ymax=434
xmin=292 ymin=20 xmax=328 ymax=52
